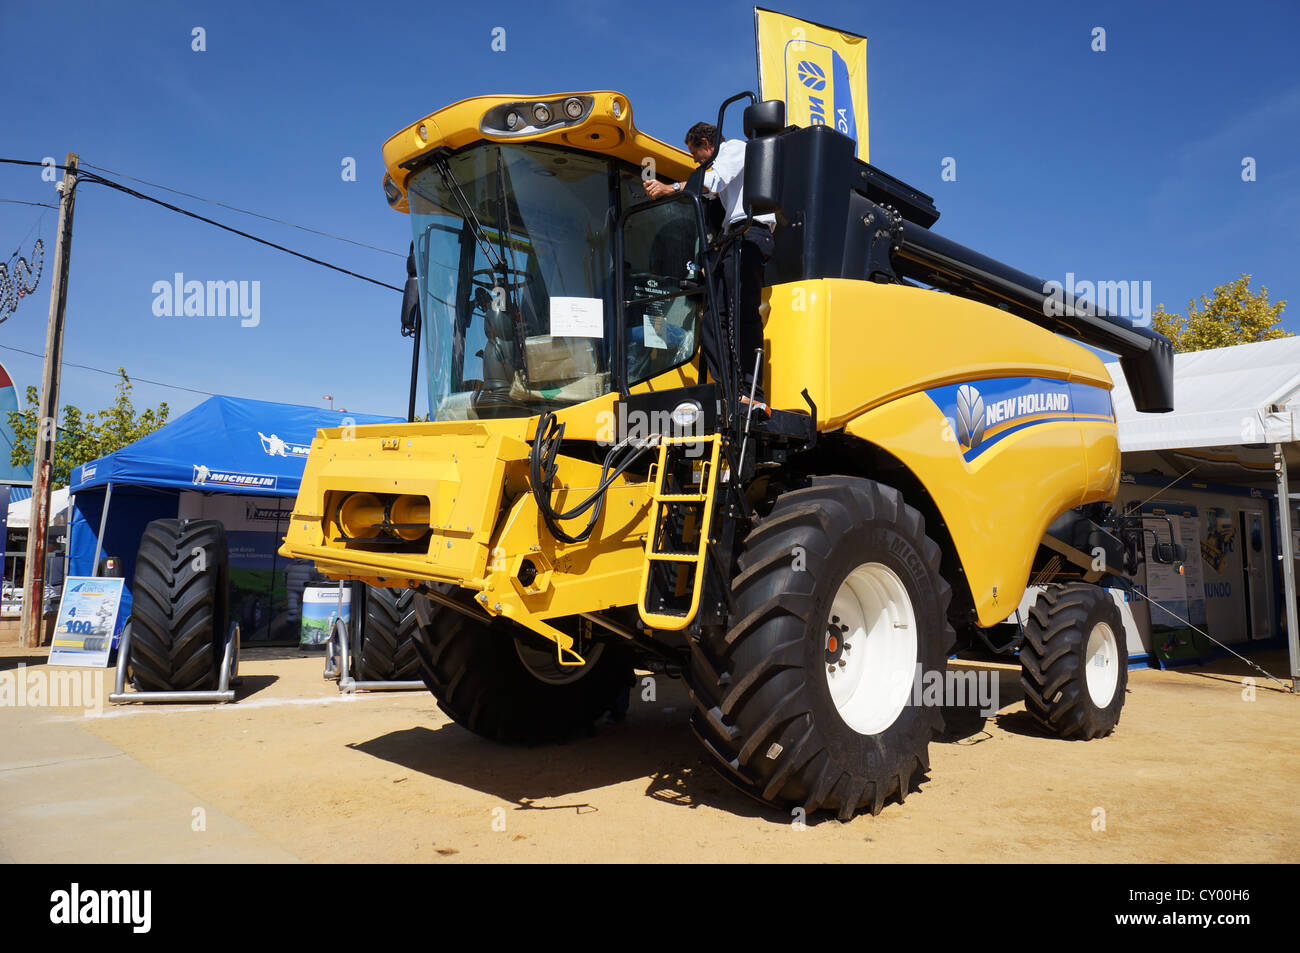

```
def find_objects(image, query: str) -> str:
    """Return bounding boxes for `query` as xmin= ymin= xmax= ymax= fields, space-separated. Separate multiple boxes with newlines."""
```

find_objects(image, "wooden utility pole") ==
xmin=20 ymin=153 xmax=78 ymax=648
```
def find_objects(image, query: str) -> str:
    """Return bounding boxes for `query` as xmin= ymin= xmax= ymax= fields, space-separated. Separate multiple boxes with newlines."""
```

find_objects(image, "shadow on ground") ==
xmin=0 ymin=654 xmax=48 ymax=671
xmin=233 ymin=674 xmax=279 ymax=699
xmin=1154 ymin=648 xmax=1294 ymax=694
xmin=243 ymin=646 xmax=327 ymax=662
xmin=347 ymin=709 xmax=777 ymax=821
xmin=346 ymin=677 xmax=955 ymax=823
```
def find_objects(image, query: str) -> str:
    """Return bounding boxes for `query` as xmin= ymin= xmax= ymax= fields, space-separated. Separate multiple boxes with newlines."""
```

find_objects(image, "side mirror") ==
xmin=743 ymin=99 xmax=785 ymax=138
xmin=744 ymin=137 xmax=783 ymax=217
xmin=1152 ymin=542 xmax=1187 ymax=564
xmin=743 ymin=99 xmax=786 ymax=219
xmin=400 ymin=276 xmax=420 ymax=338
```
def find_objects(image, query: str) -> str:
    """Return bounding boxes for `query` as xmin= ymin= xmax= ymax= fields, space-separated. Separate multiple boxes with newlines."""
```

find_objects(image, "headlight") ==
xmin=671 ymin=401 xmax=702 ymax=429
xmin=479 ymin=96 xmax=593 ymax=137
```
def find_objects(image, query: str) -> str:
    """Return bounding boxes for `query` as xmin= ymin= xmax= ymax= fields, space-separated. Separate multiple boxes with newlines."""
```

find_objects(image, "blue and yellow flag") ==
xmin=753 ymin=7 xmax=869 ymax=160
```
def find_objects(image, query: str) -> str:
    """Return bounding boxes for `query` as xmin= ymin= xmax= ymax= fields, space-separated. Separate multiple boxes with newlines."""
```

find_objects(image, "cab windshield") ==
xmin=409 ymin=142 xmax=655 ymax=420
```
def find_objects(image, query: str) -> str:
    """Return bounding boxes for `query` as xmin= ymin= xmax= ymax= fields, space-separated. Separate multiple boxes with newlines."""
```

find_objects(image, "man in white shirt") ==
xmin=645 ymin=122 xmax=775 ymax=408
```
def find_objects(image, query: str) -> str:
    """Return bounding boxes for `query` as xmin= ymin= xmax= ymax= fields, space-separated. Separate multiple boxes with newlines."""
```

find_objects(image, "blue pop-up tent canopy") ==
xmin=67 ymin=395 xmax=402 ymax=642
xmin=70 ymin=395 xmax=399 ymax=497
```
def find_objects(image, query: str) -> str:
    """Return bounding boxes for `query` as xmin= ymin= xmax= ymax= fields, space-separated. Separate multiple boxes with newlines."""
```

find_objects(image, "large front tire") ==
xmin=410 ymin=593 xmax=635 ymax=744
xmin=685 ymin=477 xmax=952 ymax=820
xmin=1019 ymin=583 xmax=1127 ymax=739
xmin=128 ymin=519 xmax=228 ymax=692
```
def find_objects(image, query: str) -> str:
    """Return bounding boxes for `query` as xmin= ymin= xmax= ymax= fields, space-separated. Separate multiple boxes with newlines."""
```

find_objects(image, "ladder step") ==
xmin=646 ymin=551 xmax=700 ymax=563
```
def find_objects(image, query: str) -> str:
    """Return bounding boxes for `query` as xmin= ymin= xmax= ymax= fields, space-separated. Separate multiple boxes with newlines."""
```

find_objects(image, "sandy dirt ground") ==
xmin=1 ymin=641 xmax=1297 ymax=863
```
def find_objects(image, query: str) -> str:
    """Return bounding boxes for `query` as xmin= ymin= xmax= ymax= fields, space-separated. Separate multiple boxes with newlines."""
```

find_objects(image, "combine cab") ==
xmin=278 ymin=91 xmax=1174 ymax=818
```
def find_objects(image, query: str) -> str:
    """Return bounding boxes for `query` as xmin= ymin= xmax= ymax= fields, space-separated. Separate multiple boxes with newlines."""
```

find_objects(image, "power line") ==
xmin=79 ymin=160 xmax=404 ymax=258
xmin=1 ymin=198 xmax=57 ymax=209
xmin=0 ymin=342 xmax=217 ymax=397
xmin=1 ymin=158 xmax=400 ymax=396
xmin=3 ymin=157 xmax=404 ymax=292
xmin=0 ymin=158 xmax=68 ymax=170
xmin=78 ymin=170 xmax=404 ymax=292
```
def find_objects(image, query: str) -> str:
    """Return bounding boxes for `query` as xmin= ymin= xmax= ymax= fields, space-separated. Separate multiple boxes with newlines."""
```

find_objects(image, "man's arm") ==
xmin=644 ymin=179 xmax=682 ymax=200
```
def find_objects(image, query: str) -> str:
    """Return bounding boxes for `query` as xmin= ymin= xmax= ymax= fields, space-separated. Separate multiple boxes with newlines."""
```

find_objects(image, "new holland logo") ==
xmin=928 ymin=376 xmax=1104 ymax=462
xmin=955 ymin=384 xmax=986 ymax=450
xmin=797 ymin=60 xmax=827 ymax=90
xmin=785 ymin=43 xmax=857 ymax=139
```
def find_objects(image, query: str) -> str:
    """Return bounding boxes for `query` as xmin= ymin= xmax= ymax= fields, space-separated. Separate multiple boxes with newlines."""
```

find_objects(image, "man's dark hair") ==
xmin=685 ymin=122 xmax=719 ymax=149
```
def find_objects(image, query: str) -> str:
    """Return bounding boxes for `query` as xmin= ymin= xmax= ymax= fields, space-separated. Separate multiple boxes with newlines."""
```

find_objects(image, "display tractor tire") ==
xmin=356 ymin=586 xmax=421 ymax=681
xmin=128 ymin=519 xmax=229 ymax=693
xmin=684 ymin=477 xmax=953 ymax=821
xmin=410 ymin=591 xmax=636 ymax=744
xmin=1019 ymin=582 xmax=1128 ymax=740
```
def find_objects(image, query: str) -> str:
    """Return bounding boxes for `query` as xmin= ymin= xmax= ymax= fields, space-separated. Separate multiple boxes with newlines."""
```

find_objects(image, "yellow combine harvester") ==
xmin=273 ymin=90 xmax=1174 ymax=818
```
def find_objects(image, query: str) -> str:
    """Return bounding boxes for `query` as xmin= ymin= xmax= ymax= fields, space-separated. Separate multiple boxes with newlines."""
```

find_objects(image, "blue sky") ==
xmin=2 ymin=0 xmax=1297 ymax=421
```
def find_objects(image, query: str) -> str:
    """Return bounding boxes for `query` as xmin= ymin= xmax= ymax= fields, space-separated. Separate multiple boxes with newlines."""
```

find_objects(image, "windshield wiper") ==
xmin=433 ymin=156 xmax=505 ymax=274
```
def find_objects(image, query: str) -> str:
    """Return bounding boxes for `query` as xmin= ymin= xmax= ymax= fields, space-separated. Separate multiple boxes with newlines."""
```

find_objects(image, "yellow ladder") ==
xmin=637 ymin=434 xmax=722 ymax=630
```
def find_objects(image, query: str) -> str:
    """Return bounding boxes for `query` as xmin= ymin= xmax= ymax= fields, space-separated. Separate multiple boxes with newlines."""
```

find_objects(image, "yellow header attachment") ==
xmin=380 ymin=91 xmax=696 ymax=213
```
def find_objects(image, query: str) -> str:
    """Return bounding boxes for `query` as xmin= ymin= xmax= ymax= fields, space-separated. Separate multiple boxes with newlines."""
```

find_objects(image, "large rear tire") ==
xmin=356 ymin=587 xmax=420 ymax=681
xmin=410 ymin=592 xmax=635 ymax=744
xmin=1019 ymin=582 xmax=1127 ymax=739
xmin=128 ymin=519 xmax=228 ymax=692
xmin=685 ymin=477 xmax=952 ymax=820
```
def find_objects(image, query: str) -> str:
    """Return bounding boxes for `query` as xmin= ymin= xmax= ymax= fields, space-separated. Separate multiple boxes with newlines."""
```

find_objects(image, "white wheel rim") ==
xmin=824 ymin=563 xmax=917 ymax=735
xmin=1084 ymin=621 xmax=1119 ymax=708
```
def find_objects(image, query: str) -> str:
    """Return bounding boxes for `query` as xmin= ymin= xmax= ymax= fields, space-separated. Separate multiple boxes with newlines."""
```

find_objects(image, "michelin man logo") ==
xmin=955 ymin=384 xmax=986 ymax=450
xmin=193 ymin=464 xmax=212 ymax=485
xmin=259 ymin=432 xmax=310 ymax=457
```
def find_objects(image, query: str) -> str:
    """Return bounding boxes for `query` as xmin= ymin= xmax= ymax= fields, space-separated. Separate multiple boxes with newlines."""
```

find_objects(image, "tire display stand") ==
xmin=322 ymin=585 xmax=424 ymax=693
xmin=109 ymin=619 xmax=242 ymax=704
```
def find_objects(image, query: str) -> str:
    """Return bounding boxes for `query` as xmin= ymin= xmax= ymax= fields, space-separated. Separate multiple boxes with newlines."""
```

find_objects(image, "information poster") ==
xmin=1177 ymin=511 xmax=1207 ymax=634
xmin=1142 ymin=506 xmax=1208 ymax=662
xmin=47 ymin=577 xmax=126 ymax=668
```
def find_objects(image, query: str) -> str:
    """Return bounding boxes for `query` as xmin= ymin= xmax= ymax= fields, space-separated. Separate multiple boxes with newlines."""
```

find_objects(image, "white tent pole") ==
xmin=1274 ymin=444 xmax=1298 ymax=692
xmin=91 ymin=482 xmax=113 ymax=577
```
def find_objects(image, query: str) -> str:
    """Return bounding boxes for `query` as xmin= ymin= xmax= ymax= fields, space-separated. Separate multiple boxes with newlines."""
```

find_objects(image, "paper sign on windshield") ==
xmin=550 ymin=297 xmax=604 ymax=338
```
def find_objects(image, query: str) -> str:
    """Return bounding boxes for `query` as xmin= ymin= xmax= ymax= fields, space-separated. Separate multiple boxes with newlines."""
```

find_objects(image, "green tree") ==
xmin=1152 ymin=273 xmax=1290 ymax=353
xmin=6 ymin=369 xmax=170 ymax=488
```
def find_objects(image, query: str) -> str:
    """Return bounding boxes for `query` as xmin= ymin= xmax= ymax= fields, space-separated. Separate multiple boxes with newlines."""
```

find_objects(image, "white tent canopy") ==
xmin=1107 ymin=336 xmax=1300 ymax=454
xmin=1107 ymin=335 xmax=1299 ymax=686
xmin=6 ymin=487 xmax=71 ymax=529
